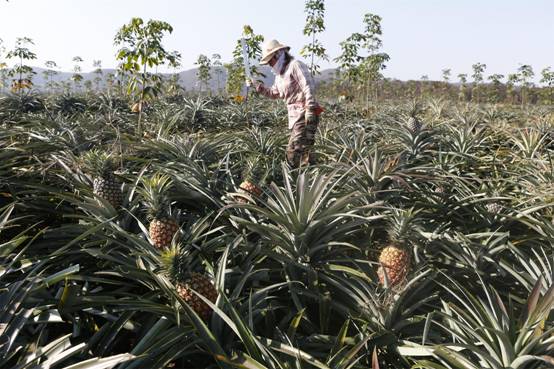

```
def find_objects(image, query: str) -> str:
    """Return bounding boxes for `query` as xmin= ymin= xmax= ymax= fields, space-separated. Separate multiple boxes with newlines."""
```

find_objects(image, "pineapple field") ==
xmin=1 ymin=91 xmax=553 ymax=368
xmin=1 ymin=2 xmax=554 ymax=368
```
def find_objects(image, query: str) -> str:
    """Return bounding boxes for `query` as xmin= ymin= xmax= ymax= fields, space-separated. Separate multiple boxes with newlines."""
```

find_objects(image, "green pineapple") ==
xmin=405 ymin=100 xmax=423 ymax=132
xmin=138 ymin=173 xmax=179 ymax=249
xmin=82 ymin=150 xmax=123 ymax=208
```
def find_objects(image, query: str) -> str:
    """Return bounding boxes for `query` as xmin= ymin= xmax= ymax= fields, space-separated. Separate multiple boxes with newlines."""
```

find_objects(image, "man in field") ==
xmin=247 ymin=39 xmax=322 ymax=168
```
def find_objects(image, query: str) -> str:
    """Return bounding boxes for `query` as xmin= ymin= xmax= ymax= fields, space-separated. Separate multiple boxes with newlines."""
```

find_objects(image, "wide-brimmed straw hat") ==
xmin=259 ymin=39 xmax=290 ymax=65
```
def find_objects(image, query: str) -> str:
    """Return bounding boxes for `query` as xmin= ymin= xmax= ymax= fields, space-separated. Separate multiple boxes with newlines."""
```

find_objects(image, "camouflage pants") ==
xmin=286 ymin=115 xmax=319 ymax=168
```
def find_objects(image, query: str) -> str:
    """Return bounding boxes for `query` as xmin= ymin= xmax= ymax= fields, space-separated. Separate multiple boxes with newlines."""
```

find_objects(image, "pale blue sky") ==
xmin=0 ymin=0 xmax=552 ymax=82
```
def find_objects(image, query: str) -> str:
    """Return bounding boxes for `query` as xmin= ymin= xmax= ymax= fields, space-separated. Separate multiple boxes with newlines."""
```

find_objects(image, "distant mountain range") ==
xmin=21 ymin=65 xmax=339 ymax=91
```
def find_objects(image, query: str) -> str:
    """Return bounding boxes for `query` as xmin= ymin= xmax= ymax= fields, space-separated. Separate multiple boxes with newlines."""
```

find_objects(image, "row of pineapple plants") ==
xmin=1 ymin=94 xmax=553 ymax=368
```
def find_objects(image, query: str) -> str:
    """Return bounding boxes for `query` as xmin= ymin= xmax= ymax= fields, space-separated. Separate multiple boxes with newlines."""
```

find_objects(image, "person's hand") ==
xmin=245 ymin=78 xmax=257 ymax=88
xmin=305 ymin=110 xmax=317 ymax=125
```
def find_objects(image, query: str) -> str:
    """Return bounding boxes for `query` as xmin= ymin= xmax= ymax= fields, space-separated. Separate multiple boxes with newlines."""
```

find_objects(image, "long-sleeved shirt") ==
xmin=255 ymin=59 xmax=318 ymax=129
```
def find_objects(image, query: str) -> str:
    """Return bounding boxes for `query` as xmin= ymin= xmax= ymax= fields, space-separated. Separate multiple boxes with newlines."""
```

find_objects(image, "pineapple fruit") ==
xmin=236 ymin=155 xmax=268 ymax=204
xmin=149 ymin=218 xmax=179 ymax=249
xmin=485 ymin=188 xmax=505 ymax=214
xmin=405 ymin=100 xmax=424 ymax=133
xmin=82 ymin=150 xmax=123 ymax=208
xmin=139 ymin=173 xmax=179 ymax=249
xmin=407 ymin=116 xmax=422 ymax=133
xmin=162 ymin=246 xmax=218 ymax=321
xmin=485 ymin=202 xmax=503 ymax=214
xmin=377 ymin=209 xmax=420 ymax=288
xmin=377 ymin=246 xmax=411 ymax=287
xmin=238 ymin=180 xmax=263 ymax=199
xmin=176 ymin=272 xmax=218 ymax=320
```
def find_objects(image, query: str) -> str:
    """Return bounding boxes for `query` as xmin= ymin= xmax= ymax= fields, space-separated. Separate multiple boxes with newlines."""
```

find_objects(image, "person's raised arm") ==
xmin=247 ymin=78 xmax=280 ymax=99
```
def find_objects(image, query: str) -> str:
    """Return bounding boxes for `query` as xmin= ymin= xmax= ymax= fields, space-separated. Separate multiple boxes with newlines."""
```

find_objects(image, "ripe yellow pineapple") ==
xmin=161 ymin=245 xmax=218 ymax=321
xmin=149 ymin=218 xmax=179 ymax=249
xmin=176 ymin=272 xmax=218 ymax=320
xmin=138 ymin=173 xmax=179 ymax=249
xmin=237 ymin=180 xmax=262 ymax=203
xmin=377 ymin=245 xmax=411 ymax=287
xmin=82 ymin=150 xmax=123 ymax=208
xmin=377 ymin=208 xmax=421 ymax=288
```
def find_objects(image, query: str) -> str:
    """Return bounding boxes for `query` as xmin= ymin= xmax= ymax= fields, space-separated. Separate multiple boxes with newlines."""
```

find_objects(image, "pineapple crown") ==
xmin=386 ymin=207 xmax=423 ymax=247
xmin=138 ymin=172 xmax=173 ymax=220
xmin=407 ymin=99 xmax=423 ymax=118
xmin=160 ymin=244 xmax=187 ymax=283
xmin=81 ymin=149 xmax=118 ymax=178
xmin=242 ymin=154 xmax=271 ymax=184
xmin=480 ymin=179 xmax=509 ymax=199
xmin=160 ymin=243 xmax=207 ymax=284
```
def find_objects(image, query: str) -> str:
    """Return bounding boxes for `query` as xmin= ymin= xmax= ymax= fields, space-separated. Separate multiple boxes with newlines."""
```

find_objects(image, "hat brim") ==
xmin=260 ymin=46 xmax=290 ymax=65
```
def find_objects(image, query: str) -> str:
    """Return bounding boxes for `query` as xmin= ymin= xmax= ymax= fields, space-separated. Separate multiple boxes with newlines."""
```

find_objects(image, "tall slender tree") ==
xmin=71 ymin=56 xmax=84 ymax=92
xmin=195 ymin=54 xmax=212 ymax=94
xmin=114 ymin=17 xmax=176 ymax=134
xmin=487 ymin=73 xmax=504 ymax=103
xmin=166 ymin=50 xmax=182 ymax=95
xmin=300 ymin=0 xmax=329 ymax=77
xmin=442 ymin=68 xmax=451 ymax=83
xmin=457 ymin=73 xmax=468 ymax=102
xmin=43 ymin=60 xmax=58 ymax=92
xmin=6 ymin=37 xmax=37 ymax=94
xmin=335 ymin=13 xmax=389 ymax=108
xmin=517 ymin=64 xmax=534 ymax=105
xmin=420 ymin=75 xmax=429 ymax=97
xmin=539 ymin=66 xmax=553 ymax=104
xmin=471 ymin=62 xmax=486 ymax=103
xmin=442 ymin=68 xmax=451 ymax=97
xmin=225 ymin=25 xmax=264 ymax=97
xmin=506 ymin=73 xmax=520 ymax=104
xmin=211 ymin=53 xmax=223 ymax=93
xmin=93 ymin=59 xmax=103 ymax=91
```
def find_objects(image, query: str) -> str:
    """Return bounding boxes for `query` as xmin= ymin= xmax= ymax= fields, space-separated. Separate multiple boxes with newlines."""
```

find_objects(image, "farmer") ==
xmin=247 ymin=39 xmax=322 ymax=168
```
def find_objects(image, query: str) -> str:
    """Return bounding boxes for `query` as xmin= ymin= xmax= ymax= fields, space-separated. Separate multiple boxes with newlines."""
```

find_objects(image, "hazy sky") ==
xmin=0 ymin=0 xmax=552 ymax=82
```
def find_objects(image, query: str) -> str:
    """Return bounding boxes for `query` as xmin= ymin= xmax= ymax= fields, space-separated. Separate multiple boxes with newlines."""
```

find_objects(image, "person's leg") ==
xmin=302 ymin=115 xmax=319 ymax=165
xmin=286 ymin=120 xmax=305 ymax=168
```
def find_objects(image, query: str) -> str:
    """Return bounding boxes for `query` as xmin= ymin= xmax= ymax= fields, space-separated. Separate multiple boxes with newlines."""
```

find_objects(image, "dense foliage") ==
xmin=1 ymin=88 xmax=553 ymax=368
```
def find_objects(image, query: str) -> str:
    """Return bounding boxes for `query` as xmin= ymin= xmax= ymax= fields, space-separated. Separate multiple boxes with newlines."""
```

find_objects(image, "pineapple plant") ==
xmin=82 ymin=150 xmax=123 ymax=208
xmin=377 ymin=208 xmax=421 ymax=288
xmin=162 ymin=245 xmax=218 ymax=321
xmin=176 ymin=272 xmax=218 ymax=320
xmin=406 ymin=116 xmax=422 ymax=133
xmin=138 ymin=173 xmax=179 ymax=249
xmin=483 ymin=185 xmax=508 ymax=215
xmin=405 ymin=99 xmax=424 ymax=133
xmin=236 ymin=154 xmax=269 ymax=203
xmin=485 ymin=202 xmax=503 ymax=214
